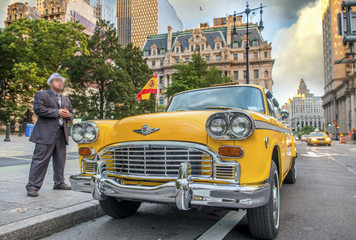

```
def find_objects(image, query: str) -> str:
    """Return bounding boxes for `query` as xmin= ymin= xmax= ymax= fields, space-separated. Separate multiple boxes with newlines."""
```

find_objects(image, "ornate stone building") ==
xmin=5 ymin=2 xmax=40 ymax=27
xmin=34 ymin=0 xmax=97 ymax=34
xmin=322 ymin=0 xmax=356 ymax=135
xmin=282 ymin=79 xmax=324 ymax=131
xmin=141 ymin=16 xmax=274 ymax=105
xmin=117 ymin=0 xmax=183 ymax=48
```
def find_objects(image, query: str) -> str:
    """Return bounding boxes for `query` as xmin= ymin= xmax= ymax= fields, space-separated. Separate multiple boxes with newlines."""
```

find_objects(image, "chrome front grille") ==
xmin=100 ymin=144 xmax=213 ymax=178
xmin=81 ymin=160 xmax=96 ymax=174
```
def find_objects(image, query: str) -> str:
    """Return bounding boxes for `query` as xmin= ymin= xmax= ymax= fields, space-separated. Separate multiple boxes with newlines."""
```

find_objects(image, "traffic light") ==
xmin=328 ymin=123 xmax=332 ymax=126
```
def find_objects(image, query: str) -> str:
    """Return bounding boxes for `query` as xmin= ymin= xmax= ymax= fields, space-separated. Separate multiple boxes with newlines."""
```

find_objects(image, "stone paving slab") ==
xmin=0 ymin=136 xmax=100 ymax=239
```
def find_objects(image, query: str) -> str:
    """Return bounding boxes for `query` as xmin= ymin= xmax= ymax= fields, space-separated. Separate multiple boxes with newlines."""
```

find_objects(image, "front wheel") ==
xmin=284 ymin=157 xmax=296 ymax=184
xmin=99 ymin=197 xmax=141 ymax=219
xmin=247 ymin=161 xmax=280 ymax=239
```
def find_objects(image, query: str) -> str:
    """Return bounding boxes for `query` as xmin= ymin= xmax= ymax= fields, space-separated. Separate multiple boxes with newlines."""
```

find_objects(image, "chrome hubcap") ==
xmin=272 ymin=171 xmax=280 ymax=228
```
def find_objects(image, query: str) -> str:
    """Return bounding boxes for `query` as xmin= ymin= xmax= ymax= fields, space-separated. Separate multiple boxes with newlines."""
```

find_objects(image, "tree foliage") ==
xmin=165 ymin=52 xmax=230 ymax=98
xmin=64 ymin=20 xmax=154 ymax=120
xmin=0 ymin=19 xmax=87 ymax=123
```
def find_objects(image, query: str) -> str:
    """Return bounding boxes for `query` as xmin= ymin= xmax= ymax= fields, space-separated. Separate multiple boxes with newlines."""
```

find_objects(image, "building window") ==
xmin=206 ymin=55 xmax=210 ymax=61
xmin=51 ymin=8 xmax=54 ymax=13
xmin=244 ymin=70 xmax=247 ymax=79
xmin=159 ymin=97 xmax=164 ymax=105
xmin=152 ymin=60 xmax=155 ymax=67
xmin=159 ymin=76 xmax=164 ymax=85
xmin=176 ymin=58 xmax=179 ymax=63
xmin=185 ymin=58 xmax=189 ymax=62
xmin=14 ymin=14 xmax=17 ymax=19
xmin=176 ymin=47 xmax=179 ymax=53
xmin=202 ymin=44 xmax=205 ymax=50
xmin=252 ymin=40 xmax=259 ymax=47
xmin=46 ymin=9 xmax=48 ymax=14
xmin=161 ymin=48 xmax=166 ymax=55
xmin=264 ymin=51 xmax=267 ymax=58
xmin=167 ymin=75 xmax=170 ymax=86
xmin=254 ymin=69 xmax=259 ymax=79
xmin=152 ymin=49 xmax=156 ymax=55
xmin=233 ymin=54 xmax=238 ymax=60
xmin=143 ymin=50 xmax=150 ymax=56
xmin=191 ymin=45 xmax=194 ymax=52
xmin=160 ymin=60 xmax=164 ymax=66
xmin=253 ymin=52 xmax=258 ymax=59
xmin=232 ymin=41 xmax=239 ymax=48
xmin=196 ymin=45 xmax=200 ymax=51
xmin=234 ymin=71 xmax=238 ymax=80
xmin=216 ymin=54 xmax=221 ymax=60
xmin=20 ymin=14 xmax=22 ymax=18
xmin=243 ymin=53 xmax=247 ymax=59
xmin=216 ymin=43 xmax=220 ymax=50
xmin=58 ymin=7 xmax=60 ymax=13
xmin=265 ymin=71 xmax=269 ymax=77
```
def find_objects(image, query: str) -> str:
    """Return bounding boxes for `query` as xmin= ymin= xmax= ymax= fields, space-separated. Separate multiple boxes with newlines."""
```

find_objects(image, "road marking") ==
xmin=328 ymin=157 xmax=356 ymax=175
xmin=197 ymin=210 xmax=246 ymax=240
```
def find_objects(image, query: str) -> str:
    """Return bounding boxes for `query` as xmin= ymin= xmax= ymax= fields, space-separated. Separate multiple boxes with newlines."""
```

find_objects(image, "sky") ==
xmin=0 ymin=0 xmax=323 ymax=105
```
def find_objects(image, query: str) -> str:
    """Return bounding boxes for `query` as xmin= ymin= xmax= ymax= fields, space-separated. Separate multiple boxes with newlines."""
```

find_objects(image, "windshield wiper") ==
xmin=204 ymin=106 xmax=240 ymax=110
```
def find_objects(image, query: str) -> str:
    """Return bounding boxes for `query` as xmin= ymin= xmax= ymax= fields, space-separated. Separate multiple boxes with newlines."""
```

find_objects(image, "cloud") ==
xmin=272 ymin=0 xmax=323 ymax=105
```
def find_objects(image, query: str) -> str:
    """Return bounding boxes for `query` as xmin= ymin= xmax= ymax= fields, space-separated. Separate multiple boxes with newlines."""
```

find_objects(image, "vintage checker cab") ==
xmin=70 ymin=84 xmax=297 ymax=239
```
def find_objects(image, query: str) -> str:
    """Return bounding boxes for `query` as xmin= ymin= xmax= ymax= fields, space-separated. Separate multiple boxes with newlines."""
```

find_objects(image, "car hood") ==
xmin=102 ymin=111 xmax=214 ymax=146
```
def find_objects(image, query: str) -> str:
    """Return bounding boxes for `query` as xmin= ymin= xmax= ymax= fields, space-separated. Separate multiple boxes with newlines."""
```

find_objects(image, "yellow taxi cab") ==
xmin=69 ymin=84 xmax=297 ymax=239
xmin=301 ymin=135 xmax=308 ymax=142
xmin=307 ymin=132 xmax=332 ymax=146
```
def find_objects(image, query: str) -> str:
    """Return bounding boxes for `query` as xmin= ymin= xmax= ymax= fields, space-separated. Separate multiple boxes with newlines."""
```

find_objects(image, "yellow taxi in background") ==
xmin=301 ymin=135 xmax=308 ymax=142
xmin=307 ymin=132 xmax=331 ymax=146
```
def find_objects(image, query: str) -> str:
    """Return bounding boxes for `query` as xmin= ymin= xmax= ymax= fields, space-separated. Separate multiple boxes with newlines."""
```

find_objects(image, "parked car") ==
xmin=307 ymin=132 xmax=332 ymax=146
xmin=69 ymin=84 xmax=297 ymax=239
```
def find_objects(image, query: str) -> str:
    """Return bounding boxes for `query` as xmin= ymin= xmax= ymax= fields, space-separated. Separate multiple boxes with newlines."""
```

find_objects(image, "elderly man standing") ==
xmin=26 ymin=73 xmax=74 ymax=197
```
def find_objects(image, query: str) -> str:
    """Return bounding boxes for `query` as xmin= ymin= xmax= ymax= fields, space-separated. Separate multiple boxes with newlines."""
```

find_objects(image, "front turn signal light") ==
xmin=79 ymin=147 xmax=95 ymax=157
xmin=219 ymin=146 xmax=244 ymax=158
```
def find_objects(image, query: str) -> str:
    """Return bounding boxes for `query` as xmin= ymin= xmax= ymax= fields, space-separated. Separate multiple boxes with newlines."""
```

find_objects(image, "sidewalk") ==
xmin=0 ymin=136 xmax=103 ymax=239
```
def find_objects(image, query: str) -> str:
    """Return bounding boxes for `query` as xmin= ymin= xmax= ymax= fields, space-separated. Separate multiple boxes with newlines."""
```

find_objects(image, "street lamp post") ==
xmin=232 ymin=2 xmax=265 ymax=84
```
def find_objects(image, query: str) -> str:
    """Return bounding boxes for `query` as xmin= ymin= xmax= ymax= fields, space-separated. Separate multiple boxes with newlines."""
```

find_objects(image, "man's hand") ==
xmin=59 ymin=109 xmax=70 ymax=119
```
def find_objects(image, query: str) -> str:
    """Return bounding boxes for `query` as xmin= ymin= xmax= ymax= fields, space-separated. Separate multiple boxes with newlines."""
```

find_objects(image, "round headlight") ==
xmin=208 ymin=117 xmax=228 ymax=136
xmin=72 ymin=124 xmax=84 ymax=142
xmin=230 ymin=114 xmax=253 ymax=138
xmin=84 ymin=124 xmax=97 ymax=141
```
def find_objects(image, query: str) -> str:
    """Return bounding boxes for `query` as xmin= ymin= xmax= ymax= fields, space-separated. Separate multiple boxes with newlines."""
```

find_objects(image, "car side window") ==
xmin=267 ymin=99 xmax=276 ymax=118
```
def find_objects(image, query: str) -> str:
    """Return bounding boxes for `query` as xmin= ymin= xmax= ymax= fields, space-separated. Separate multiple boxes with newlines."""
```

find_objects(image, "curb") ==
xmin=0 ymin=200 xmax=104 ymax=240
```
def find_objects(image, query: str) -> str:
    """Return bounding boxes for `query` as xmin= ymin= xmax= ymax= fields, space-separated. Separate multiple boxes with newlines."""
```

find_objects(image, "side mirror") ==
xmin=278 ymin=109 xmax=289 ymax=120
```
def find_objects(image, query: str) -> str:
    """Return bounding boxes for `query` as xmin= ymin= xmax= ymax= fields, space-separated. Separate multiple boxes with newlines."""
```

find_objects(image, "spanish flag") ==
xmin=136 ymin=73 xmax=158 ymax=101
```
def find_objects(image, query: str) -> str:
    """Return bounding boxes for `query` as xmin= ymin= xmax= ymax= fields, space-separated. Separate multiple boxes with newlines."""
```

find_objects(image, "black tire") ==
xmin=247 ymin=161 xmax=280 ymax=240
xmin=284 ymin=157 xmax=296 ymax=184
xmin=99 ymin=197 xmax=141 ymax=219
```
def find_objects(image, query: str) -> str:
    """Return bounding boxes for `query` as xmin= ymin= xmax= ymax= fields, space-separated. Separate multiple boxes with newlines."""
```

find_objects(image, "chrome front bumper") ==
xmin=70 ymin=162 xmax=270 ymax=210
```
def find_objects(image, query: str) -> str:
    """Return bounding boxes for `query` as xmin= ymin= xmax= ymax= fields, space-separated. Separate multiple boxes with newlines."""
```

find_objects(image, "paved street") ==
xmin=42 ymin=141 xmax=356 ymax=240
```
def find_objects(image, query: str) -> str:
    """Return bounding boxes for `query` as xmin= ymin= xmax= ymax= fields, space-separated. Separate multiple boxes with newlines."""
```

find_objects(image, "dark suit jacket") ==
xmin=29 ymin=89 xmax=74 ymax=145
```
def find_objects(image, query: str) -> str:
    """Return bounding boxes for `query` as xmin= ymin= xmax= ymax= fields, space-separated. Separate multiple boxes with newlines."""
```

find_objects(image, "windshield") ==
xmin=310 ymin=133 xmax=325 ymax=137
xmin=167 ymin=86 xmax=265 ymax=113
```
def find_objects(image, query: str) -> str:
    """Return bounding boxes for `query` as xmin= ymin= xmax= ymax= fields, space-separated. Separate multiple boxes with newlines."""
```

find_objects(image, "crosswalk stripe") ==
xmin=197 ymin=210 xmax=246 ymax=240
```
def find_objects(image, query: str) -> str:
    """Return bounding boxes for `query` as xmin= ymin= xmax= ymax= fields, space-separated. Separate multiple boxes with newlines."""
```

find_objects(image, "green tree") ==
xmin=64 ymin=20 xmax=154 ymax=120
xmin=298 ymin=125 xmax=315 ymax=137
xmin=0 ymin=19 xmax=88 ymax=123
xmin=113 ymin=43 xmax=154 ymax=118
xmin=165 ymin=52 xmax=230 ymax=98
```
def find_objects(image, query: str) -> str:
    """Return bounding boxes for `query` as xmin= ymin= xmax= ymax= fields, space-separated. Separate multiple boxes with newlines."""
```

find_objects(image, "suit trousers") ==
xmin=26 ymin=128 xmax=67 ymax=191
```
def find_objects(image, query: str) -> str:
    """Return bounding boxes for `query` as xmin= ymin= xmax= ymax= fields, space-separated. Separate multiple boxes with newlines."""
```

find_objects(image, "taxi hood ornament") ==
xmin=133 ymin=124 xmax=160 ymax=136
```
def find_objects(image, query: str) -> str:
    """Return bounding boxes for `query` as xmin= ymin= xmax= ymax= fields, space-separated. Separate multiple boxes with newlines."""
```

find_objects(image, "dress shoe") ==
xmin=53 ymin=183 xmax=71 ymax=190
xmin=27 ymin=189 xmax=38 ymax=197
